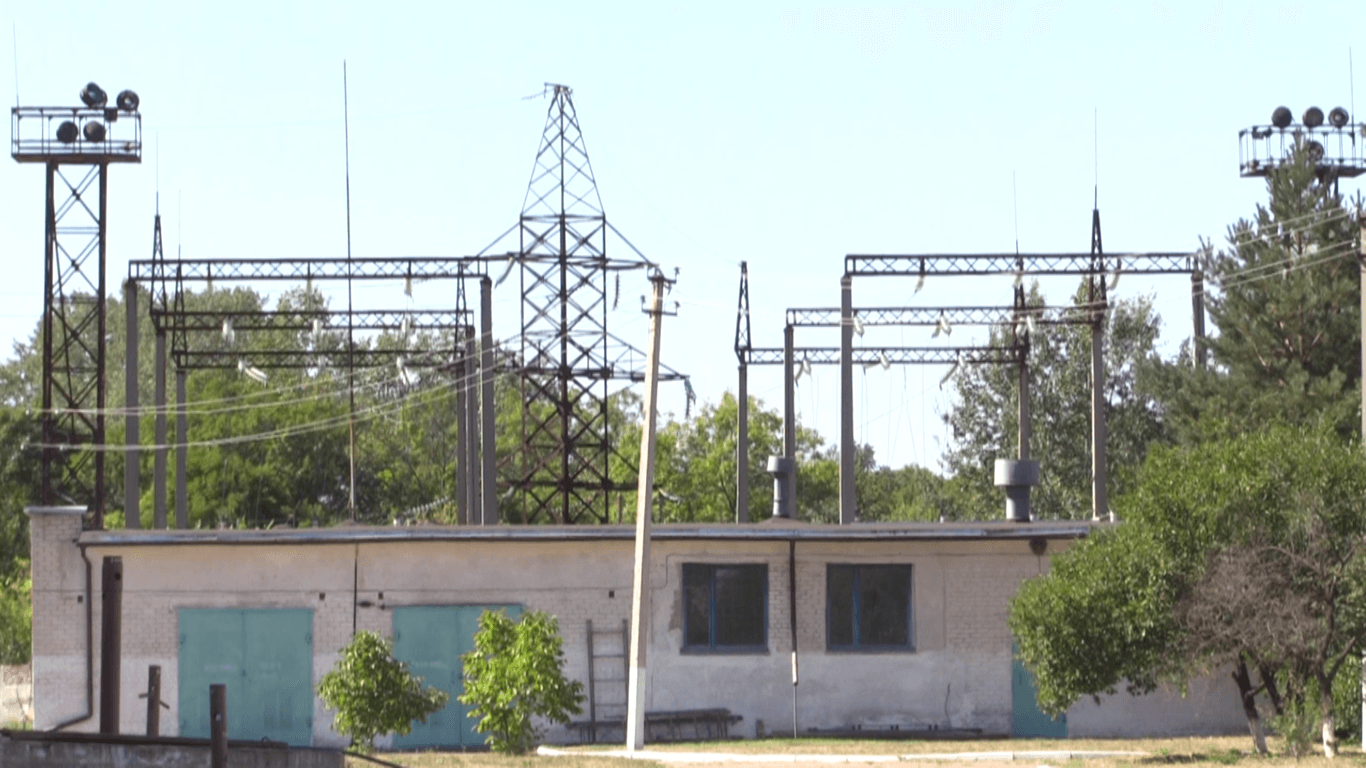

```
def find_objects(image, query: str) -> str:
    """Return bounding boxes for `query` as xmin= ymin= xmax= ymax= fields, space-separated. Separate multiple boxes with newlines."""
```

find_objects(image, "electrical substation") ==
xmin=12 ymin=86 xmax=1366 ymax=531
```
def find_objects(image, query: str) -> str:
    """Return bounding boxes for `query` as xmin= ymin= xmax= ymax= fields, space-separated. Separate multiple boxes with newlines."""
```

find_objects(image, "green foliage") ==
xmin=1143 ymin=144 xmax=1361 ymax=444
xmin=0 ymin=569 xmax=32 ymax=665
xmin=945 ymin=284 xmax=1164 ymax=519
xmin=1010 ymin=424 xmax=1366 ymax=756
xmin=316 ymin=631 xmax=449 ymax=750
xmin=459 ymin=609 xmax=584 ymax=754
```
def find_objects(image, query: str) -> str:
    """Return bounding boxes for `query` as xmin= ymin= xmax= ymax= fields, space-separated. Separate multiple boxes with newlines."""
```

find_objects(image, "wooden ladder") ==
xmin=585 ymin=619 xmax=628 ymax=743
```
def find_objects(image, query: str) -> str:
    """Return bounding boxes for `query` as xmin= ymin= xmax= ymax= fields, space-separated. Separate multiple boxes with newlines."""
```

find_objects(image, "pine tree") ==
xmin=1145 ymin=144 xmax=1362 ymax=442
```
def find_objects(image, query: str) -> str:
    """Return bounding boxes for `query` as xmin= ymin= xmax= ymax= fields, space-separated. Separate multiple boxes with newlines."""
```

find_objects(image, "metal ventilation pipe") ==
xmin=767 ymin=456 xmax=795 ymax=518
xmin=995 ymin=459 xmax=1039 ymax=522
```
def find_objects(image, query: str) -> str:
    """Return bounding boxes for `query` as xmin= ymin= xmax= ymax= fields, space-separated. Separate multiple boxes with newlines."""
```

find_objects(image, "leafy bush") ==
xmin=317 ymin=631 xmax=449 ymax=750
xmin=459 ymin=609 xmax=584 ymax=754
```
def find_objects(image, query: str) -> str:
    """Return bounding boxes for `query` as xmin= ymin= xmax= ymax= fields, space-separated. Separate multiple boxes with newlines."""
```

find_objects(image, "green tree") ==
xmin=459 ymin=609 xmax=584 ymax=754
xmin=1143 ymin=144 xmax=1361 ymax=444
xmin=944 ymin=284 xmax=1164 ymax=519
xmin=317 ymin=630 xmax=449 ymax=751
xmin=1009 ymin=424 xmax=1366 ymax=757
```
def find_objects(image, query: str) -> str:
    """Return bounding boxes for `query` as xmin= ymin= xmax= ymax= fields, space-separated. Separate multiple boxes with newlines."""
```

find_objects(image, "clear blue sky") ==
xmin=3 ymin=2 xmax=1363 ymax=471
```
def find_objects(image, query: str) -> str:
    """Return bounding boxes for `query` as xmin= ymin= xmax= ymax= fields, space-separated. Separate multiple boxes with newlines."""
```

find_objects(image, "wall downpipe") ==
xmin=788 ymin=538 xmax=799 ymax=738
xmin=54 ymin=544 xmax=95 ymax=731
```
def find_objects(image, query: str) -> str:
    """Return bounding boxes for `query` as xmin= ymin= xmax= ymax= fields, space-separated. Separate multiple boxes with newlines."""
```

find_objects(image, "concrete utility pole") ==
xmin=627 ymin=272 xmax=670 ymax=751
xmin=838 ymin=276 xmax=855 ymax=524
xmin=480 ymin=277 xmax=497 ymax=526
xmin=124 ymin=280 xmax=140 ymax=528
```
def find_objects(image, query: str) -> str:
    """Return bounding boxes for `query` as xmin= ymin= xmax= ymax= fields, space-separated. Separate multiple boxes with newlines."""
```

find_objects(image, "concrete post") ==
xmin=455 ymin=347 xmax=469 ymax=526
xmin=1018 ymin=341 xmax=1031 ymax=461
xmin=783 ymin=324 xmax=796 ymax=509
xmin=175 ymin=370 xmax=188 ymax=529
xmin=123 ymin=280 xmax=139 ymax=529
xmin=626 ymin=274 xmax=668 ymax=751
xmin=153 ymin=332 xmax=167 ymax=529
xmin=465 ymin=333 xmax=480 ymax=524
xmin=736 ymin=363 xmax=749 ymax=523
xmin=838 ymin=276 xmax=855 ymax=525
xmin=480 ymin=277 xmax=497 ymax=526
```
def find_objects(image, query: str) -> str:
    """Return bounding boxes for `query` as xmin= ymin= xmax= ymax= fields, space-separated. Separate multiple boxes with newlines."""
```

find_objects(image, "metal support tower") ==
xmin=12 ymin=90 xmax=142 ymax=524
xmin=503 ymin=83 xmax=679 ymax=523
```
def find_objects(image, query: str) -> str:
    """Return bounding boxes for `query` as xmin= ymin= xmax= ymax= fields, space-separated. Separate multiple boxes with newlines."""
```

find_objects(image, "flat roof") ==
xmin=77 ymin=519 xmax=1104 ymax=548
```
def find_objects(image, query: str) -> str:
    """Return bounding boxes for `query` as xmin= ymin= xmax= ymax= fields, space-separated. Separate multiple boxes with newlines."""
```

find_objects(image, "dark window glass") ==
xmin=827 ymin=564 xmax=912 ymax=651
xmin=827 ymin=565 xmax=855 ymax=646
xmin=683 ymin=564 xmax=712 ymax=647
xmin=714 ymin=566 xmax=766 ymax=646
xmin=682 ymin=563 xmax=767 ymax=651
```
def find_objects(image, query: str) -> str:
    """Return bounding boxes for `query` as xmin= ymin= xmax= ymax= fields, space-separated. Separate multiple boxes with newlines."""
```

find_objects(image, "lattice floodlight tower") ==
xmin=484 ymin=84 xmax=682 ymax=524
xmin=12 ymin=83 xmax=142 ymax=523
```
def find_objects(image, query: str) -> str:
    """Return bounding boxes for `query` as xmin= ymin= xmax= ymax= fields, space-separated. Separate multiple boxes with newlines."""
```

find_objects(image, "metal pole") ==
xmin=1192 ymin=267 xmax=1207 ymax=370
xmin=783 ymin=324 xmax=796 ymax=509
xmin=1357 ymin=208 xmax=1364 ymax=750
xmin=1089 ymin=208 xmax=1108 ymax=521
xmin=839 ymin=276 xmax=856 ymax=525
xmin=95 ymin=164 xmax=108 ymax=524
xmin=736 ymin=363 xmax=749 ymax=523
xmin=480 ymin=277 xmax=497 ymax=526
xmin=146 ymin=665 xmax=161 ymax=736
xmin=210 ymin=683 xmax=227 ymax=768
xmin=627 ymin=274 xmax=668 ymax=752
xmin=99 ymin=556 xmax=123 ymax=734
xmin=41 ymin=163 xmax=55 ymax=506
xmin=1019 ymin=339 xmax=1031 ymax=461
xmin=124 ymin=280 xmax=140 ymax=529
xmin=153 ymin=332 xmax=167 ymax=528
xmin=175 ymin=370 xmax=188 ymax=529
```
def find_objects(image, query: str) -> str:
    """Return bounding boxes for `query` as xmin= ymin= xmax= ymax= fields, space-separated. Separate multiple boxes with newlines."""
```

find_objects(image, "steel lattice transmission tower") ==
xmin=504 ymin=84 xmax=673 ymax=524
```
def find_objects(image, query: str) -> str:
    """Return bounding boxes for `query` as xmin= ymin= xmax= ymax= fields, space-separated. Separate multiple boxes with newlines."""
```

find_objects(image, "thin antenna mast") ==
xmin=1094 ymin=107 xmax=1099 ymax=208
xmin=344 ymin=61 xmax=357 ymax=520
xmin=1012 ymin=171 xmax=1020 ymax=255
xmin=11 ymin=23 xmax=18 ymax=106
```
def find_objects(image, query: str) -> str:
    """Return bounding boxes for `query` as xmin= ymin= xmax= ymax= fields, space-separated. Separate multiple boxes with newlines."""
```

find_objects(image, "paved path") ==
xmin=538 ymin=747 xmax=1149 ymax=765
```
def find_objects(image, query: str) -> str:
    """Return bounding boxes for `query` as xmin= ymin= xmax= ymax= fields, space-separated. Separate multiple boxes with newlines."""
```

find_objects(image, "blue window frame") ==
xmin=826 ymin=564 xmax=913 ymax=651
xmin=682 ymin=563 xmax=768 ymax=652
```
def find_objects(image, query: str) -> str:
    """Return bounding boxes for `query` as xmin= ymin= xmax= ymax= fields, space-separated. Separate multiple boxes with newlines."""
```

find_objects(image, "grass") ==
xmin=346 ymin=736 xmax=1366 ymax=768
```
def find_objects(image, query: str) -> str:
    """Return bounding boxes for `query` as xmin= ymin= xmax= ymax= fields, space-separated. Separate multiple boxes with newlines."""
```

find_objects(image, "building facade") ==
xmin=28 ymin=508 xmax=1245 ymax=747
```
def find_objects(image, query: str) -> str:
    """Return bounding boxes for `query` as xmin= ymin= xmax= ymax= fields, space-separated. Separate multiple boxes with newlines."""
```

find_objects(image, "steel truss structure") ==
xmin=477 ymin=83 xmax=684 ymax=525
xmin=125 ymin=251 xmax=486 ymax=529
xmin=12 ymin=100 xmax=142 ymax=522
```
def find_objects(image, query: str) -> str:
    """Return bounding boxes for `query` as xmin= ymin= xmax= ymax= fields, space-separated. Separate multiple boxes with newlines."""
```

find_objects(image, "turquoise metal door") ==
xmin=1012 ymin=642 xmax=1066 ymax=738
xmin=179 ymin=608 xmax=314 ymax=746
xmin=392 ymin=605 xmax=520 ymax=748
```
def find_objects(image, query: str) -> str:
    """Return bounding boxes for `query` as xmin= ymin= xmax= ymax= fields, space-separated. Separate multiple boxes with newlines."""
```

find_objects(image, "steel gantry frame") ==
xmin=126 ymin=255 xmax=490 ymax=529
xmin=733 ymin=263 xmax=1028 ymax=522
xmin=836 ymin=207 xmax=1206 ymax=523
xmin=12 ymin=97 xmax=142 ymax=525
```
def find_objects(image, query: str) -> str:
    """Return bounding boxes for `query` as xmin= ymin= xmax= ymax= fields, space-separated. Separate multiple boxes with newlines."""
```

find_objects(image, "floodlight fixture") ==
xmin=56 ymin=121 xmax=79 ymax=143
xmin=115 ymin=89 xmax=139 ymax=111
xmin=1271 ymin=106 xmax=1293 ymax=128
xmin=1329 ymin=107 xmax=1350 ymax=128
xmin=1302 ymin=106 xmax=1324 ymax=128
xmin=79 ymin=82 xmax=107 ymax=108
xmin=82 ymin=121 xmax=106 ymax=142
xmin=1306 ymin=140 xmax=1325 ymax=162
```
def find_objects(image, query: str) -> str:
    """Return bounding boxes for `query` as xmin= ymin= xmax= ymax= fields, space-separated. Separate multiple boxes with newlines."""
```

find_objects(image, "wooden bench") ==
xmin=569 ymin=708 xmax=743 ymax=744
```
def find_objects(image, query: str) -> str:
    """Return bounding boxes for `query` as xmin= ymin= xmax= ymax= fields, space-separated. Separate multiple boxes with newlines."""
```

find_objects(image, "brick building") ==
xmin=27 ymin=507 xmax=1244 ymax=747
